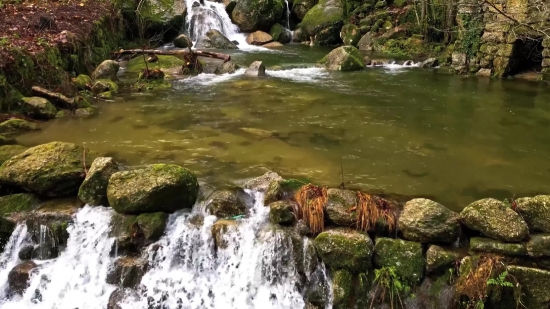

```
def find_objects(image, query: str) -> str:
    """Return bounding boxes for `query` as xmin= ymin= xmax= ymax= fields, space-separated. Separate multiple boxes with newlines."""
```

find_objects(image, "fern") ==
xmin=487 ymin=271 xmax=514 ymax=288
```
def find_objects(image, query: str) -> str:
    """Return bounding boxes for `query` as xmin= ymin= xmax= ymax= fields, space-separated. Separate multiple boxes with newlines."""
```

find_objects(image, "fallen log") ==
xmin=113 ymin=49 xmax=231 ymax=63
xmin=31 ymin=86 xmax=75 ymax=109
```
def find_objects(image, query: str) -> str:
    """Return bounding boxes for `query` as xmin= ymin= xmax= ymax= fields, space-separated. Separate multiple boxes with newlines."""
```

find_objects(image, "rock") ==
xmin=91 ymin=60 xmax=120 ymax=81
xmin=0 ymin=217 xmax=16 ymax=251
xmin=357 ymin=32 xmax=374 ymax=51
xmin=526 ymin=234 xmax=550 ymax=257
xmin=8 ymin=261 xmax=38 ymax=294
xmin=292 ymin=28 xmax=308 ymax=43
xmin=243 ymin=171 xmax=283 ymax=192
xmin=206 ymin=189 xmax=247 ymax=218
xmin=426 ymin=245 xmax=459 ymax=274
xmin=231 ymin=0 xmax=284 ymax=32
xmin=110 ymin=212 xmax=169 ymax=255
xmin=74 ymin=107 xmax=97 ymax=118
xmin=0 ymin=193 xmax=40 ymax=216
xmin=78 ymin=157 xmax=119 ymax=206
xmin=244 ymin=61 xmax=266 ymax=76
xmin=470 ymin=237 xmax=527 ymax=256
xmin=398 ymin=198 xmax=460 ymax=244
xmin=314 ymin=228 xmax=373 ymax=272
xmin=91 ymin=79 xmax=118 ymax=94
xmin=0 ymin=119 xmax=39 ymax=135
xmin=98 ymin=91 xmax=114 ymax=100
xmin=246 ymin=31 xmax=273 ymax=45
xmin=214 ymin=61 xmax=239 ymax=74
xmin=269 ymin=200 xmax=295 ymax=225
xmin=106 ymin=257 xmax=148 ymax=288
xmin=107 ymin=288 xmax=137 ymax=309
xmin=507 ymin=266 xmax=550 ymax=309
xmin=306 ymin=266 xmax=331 ymax=306
xmin=0 ymin=142 xmax=94 ymax=197
xmin=420 ymin=58 xmax=439 ymax=68
xmin=72 ymin=74 xmax=92 ymax=90
xmin=20 ymin=97 xmax=57 ymax=119
xmin=263 ymin=180 xmax=283 ymax=205
xmin=107 ymin=164 xmax=199 ymax=214
xmin=269 ymin=23 xmax=291 ymax=43
xmin=340 ymin=24 xmax=361 ymax=46
xmin=460 ymin=198 xmax=529 ymax=242
xmin=0 ymin=145 xmax=28 ymax=165
xmin=324 ymin=188 xmax=357 ymax=226
xmin=373 ymin=237 xmax=425 ymax=284
xmin=300 ymin=0 xmax=343 ymax=45
xmin=195 ymin=30 xmax=238 ymax=49
xmin=263 ymin=41 xmax=284 ymax=48
xmin=211 ymin=219 xmax=237 ymax=249
xmin=292 ymin=0 xmax=317 ymax=20
xmin=515 ymin=195 xmax=550 ymax=233
xmin=173 ymin=34 xmax=193 ymax=48
xmin=321 ymin=46 xmax=364 ymax=71
xmin=332 ymin=269 xmax=352 ymax=308
xmin=18 ymin=245 xmax=34 ymax=260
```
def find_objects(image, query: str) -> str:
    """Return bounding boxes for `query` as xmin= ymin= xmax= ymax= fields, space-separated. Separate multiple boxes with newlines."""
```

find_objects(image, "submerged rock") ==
xmin=211 ymin=219 xmax=238 ymax=249
xmin=107 ymin=164 xmax=199 ymax=214
xmin=244 ymin=61 xmax=266 ymax=76
xmin=269 ymin=200 xmax=295 ymax=225
xmin=92 ymin=60 xmax=120 ymax=81
xmin=340 ymin=24 xmax=361 ymax=46
xmin=460 ymin=198 xmax=529 ymax=242
xmin=246 ymin=31 xmax=273 ymax=45
xmin=425 ymin=245 xmax=460 ymax=274
xmin=263 ymin=41 xmax=284 ymax=48
xmin=0 ymin=142 xmax=94 ymax=197
xmin=110 ymin=212 xmax=169 ymax=255
xmin=357 ymin=32 xmax=374 ymax=51
xmin=321 ymin=46 xmax=364 ymax=71
xmin=106 ymin=257 xmax=148 ymax=288
xmin=263 ymin=180 xmax=283 ymax=205
xmin=195 ymin=30 xmax=238 ymax=49
xmin=0 ymin=145 xmax=28 ymax=165
xmin=470 ymin=237 xmax=527 ymax=256
xmin=242 ymin=171 xmax=283 ymax=192
xmin=314 ymin=228 xmax=373 ymax=272
xmin=420 ymin=58 xmax=439 ymax=68
xmin=231 ymin=0 xmax=284 ymax=32
xmin=398 ymin=198 xmax=460 ymax=244
xmin=214 ymin=61 xmax=239 ymax=74
xmin=515 ymin=195 xmax=550 ymax=232
xmin=300 ymin=0 xmax=343 ymax=45
xmin=20 ymin=97 xmax=57 ymax=119
xmin=526 ymin=234 xmax=550 ymax=257
xmin=18 ymin=245 xmax=34 ymax=260
xmin=269 ymin=23 xmax=291 ymax=44
xmin=0 ymin=119 xmax=39 ymax=136
xmin=206 ymin=189 xmax=247 ymax=218
xmin=173 ymin=34 xmax=193 ymax=48
xmin=8 ymin=260 xmax=38 ymax=295
xmin=91 ymin=79 xmax=118 ymax=95
xmin=373 ymin=237 xmax=425 ymax=284
xmin=78 ymin=157 xmax=119 ymax=206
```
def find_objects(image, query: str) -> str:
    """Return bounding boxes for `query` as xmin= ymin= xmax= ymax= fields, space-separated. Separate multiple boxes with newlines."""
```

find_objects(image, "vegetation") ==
xmin=370 ymin=266 xmax=412 ymax=309
xmin=356 ymin=192 xmax=396 ymax=233
xmin=294 ymin=184 xmax=327 ymax=235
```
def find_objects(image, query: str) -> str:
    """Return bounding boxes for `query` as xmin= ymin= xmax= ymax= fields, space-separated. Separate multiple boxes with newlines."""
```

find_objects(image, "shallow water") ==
xmin=17 ymin=45 xmax=550 ymax=210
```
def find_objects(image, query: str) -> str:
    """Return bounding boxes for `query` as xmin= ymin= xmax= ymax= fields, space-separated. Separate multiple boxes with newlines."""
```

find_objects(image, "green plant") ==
xmin=487 ymin=270 xmax=514 ymax=288
xmin=457 ymin=14 xmax=483 ymax=58
xmin=370 ymin=266 xmax=411 ymax=309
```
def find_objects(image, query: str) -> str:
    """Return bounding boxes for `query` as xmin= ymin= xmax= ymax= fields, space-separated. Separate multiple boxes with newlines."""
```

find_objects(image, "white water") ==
xmin=1 ymin=206 xmax=115 ymax=309
xmin=283 ymin=0 xmax=291 ymax=29
xmin=267 ymin=67 xmax=329 ymax=82
xmin=0 ymin=224 xmax=28 ymax=299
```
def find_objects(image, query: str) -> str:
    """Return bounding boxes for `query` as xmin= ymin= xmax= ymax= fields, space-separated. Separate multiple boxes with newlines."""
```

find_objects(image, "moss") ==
xmin=126 ymin=55 xmax=184 ymax=74
xmin=0 ymin=119 xmax=39 ymax=135
xmin=91 ymin=79 xmax=118 ymax=94
xmin=55 ymin=110 xmax=67 ymax=118
xmin=78 ymin=157 xmax=119 ymax=206
xmin=0 ymin=145 xmax=28 ymax=165
xmin=426 ymin=245 xmax=460 ymax=274
xmin=270 ymin=23 xmax=285 ymax=41
xmin=264 ymin=180 xmax=283 ymax=205
xmin=333 ymin=269 xmax=353 ymax=308
xmin=280 ymin=178 xmax=309 ymax=191
xmin=98 ymin=91 xmax=114 ymax=100
xmin=135 ymin=212 xmax=169 ymax=240
xmin=373 ymin=237 xmax=425 ymax=285
xmin=72 ymin=74 xmax=92 ymax=90
xmin=300 ymin=0 xmax=343 ymax=36
xmin=314 ymin=228 xmax=373 ymax=272
xmin=133 ymin=79 xmax=172 ymax=91
xmin=470 ymin=237 xmax=527 ymax=257
xmin=0 ymin=193 xmax=40 ymax=216
xmin=269 ymin=201 xmax=295 ymax=225
xmin=320 ymin=46 xmax=364 ymax=71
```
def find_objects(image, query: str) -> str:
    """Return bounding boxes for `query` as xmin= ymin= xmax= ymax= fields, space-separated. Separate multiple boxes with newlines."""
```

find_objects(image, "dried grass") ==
xmin=455 ymin=255 xmax=505 ymax=308
xmin=294 ymin=184 xmax=328 ymax=235
xmin=356 ymin=192 xmax=397 ymax=233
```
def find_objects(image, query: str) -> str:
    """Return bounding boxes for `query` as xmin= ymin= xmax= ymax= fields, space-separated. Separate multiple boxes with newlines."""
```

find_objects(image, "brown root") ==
xmin=356 ymin=192 xmax=397 ymax=233
xmin=294 ymin=184 xmax=327 ymax=235
xmin=138 ymin=68 xmax=165 ymax=80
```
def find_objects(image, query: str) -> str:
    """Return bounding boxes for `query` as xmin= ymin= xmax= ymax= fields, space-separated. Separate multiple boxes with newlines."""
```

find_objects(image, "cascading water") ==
xmin=0 ymin=224 xmax=28 ymax=299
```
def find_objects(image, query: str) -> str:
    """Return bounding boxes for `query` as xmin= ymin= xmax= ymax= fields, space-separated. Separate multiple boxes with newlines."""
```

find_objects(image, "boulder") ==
xmin=292 ymin=28 xmax=308 ymax=43
xmin=206 ymin=189 xmax=247 ymax=218
xmin=20 ymin=97 xmax=57 ymax=119
xmin=8 ymin=260 xmax=38 ymax=295
xmin=426 ymin=245 xmax=459 ymax=274
xmin=106 ymin=257 xmax=148 ymax=288
xmin=398 ymin=198 xmax=460 ymax=244
xmin=243 ymin=171 xmax=283 ymax=191
xmin=373 ymin=237 xmax=425 ymax=284
xmin=340 ymin=24 xmax=361 ymax=46
xmin=292 ymin=0 xmax=317 ymax=20
xmin=173 ymin=34 xmax=193 ymax=48
xmin=0 ymin=142 xmax=94 ymax=197
xmin=0 ymin=217 xmax=16 ymax=251
xmin=321 ymin=46 xmax=364 ymax=71
xmin=269 ymin=200 xmax=295 ymax=225
xmin=526 ymin=234 xmax=550 ymax=257
xmin=0 ymin=145 xmax=28 ymax=165
xmin=332 ymin=269 xmax=353 ymax=308
xmin=0 ymin=193 xmax=40 ymax=216
xmin=263 ymin=180 xmax=283 ymax=205
xmin=107 ymin=164 xmax=199 ymax=214
xmin=107 ymin=288 xmax=137 ymax=309
xmin=211 ymin=219 xmax=238 ymax=249
xmin=263 ymin=41 xmax=284 ymax=48
xmin=110 ymin=212 xmax=169 ymax=255
xmin=195 ymin=30 xmax=238 ymax=49
xmin=18 ymin=245 xmax=34 ymax=260
xmin=246 ymin=31 xmax=274 ymax=45
xmin=470 ymin=237 xmax=527 ymax=256
xmin=214 ymin=61 xmax=239 ymax=74
xmin=515 ymin=195 xmax=550 ymax=232
xmin=245 ymin=61 xmax=266 ymax=76
xmin=78 ymin=157 xmax=119 ymax=206
xmin=269 ymin=23 xmax=291 ymax=43
xmin=460 ymin=198 xmax=529 ymax=242
xmin=91 ymin=60 xmax=120 ymax=81
xmin=72 ymin=74 xmax=92 ymax=90
xmin=0 ymin=119 xmax=39 ymax=135
xmin=314 ymin=228 xmax=373 ymax=272
xmin=324 ymin=188 xmax=357 ymax=226
xmin=420 ymin=58 xmax=439 ymax=68
xmin=357 ymin=32 xmax=374 ymax=51
xmin=300 ymin=0 xmax=343 ymax=45
xmin=91 ymin=79 xmax=118 ymax=94
xmin=507 ymin=266 xmax=550 ymax=309
xmin=231 ymin=0 xmax=284 ymax=32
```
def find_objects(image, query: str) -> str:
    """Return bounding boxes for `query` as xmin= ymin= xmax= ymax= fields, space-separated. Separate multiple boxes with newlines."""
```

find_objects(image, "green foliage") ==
xmin=487 ymin=271 xmax=514 ymax=288
xmin=457 ymin=14 xmax=483 ymax=58
xmin=371 ymin=266 xmax=411 ymax=309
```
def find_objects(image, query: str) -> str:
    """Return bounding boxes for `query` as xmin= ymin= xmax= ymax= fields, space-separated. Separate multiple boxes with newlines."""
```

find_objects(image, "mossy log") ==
xmin=113 ymin=49 xmax=231 ymax=63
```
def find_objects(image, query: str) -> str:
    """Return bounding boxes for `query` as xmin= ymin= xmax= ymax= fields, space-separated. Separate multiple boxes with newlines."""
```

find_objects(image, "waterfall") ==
xmin=284 ymin=0 xmax=290 ymax=29
xmin=0 ymin=206 xmax=115 ymax=309
xmin=0 ymin=224 xmax=28 ymax=299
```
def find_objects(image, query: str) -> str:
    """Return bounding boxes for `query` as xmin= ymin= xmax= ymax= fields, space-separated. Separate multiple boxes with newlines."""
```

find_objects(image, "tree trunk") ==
xmin=113 ymin=49 xmax=231 ymax=63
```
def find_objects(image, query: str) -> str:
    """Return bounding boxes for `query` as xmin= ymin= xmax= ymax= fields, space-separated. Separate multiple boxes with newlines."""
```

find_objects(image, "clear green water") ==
xmin=17 ymin=45 xmax=550 ymax=210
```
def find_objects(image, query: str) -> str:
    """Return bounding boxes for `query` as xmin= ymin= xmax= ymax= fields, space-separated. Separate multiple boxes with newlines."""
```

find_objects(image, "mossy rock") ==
xmin=91 ymin=79 xmax=119 ymax=94
xmin=314 ymin=227 xmax=373 ymax=272
xmin=195 ymin=30 xmax=239 ymax=49
xmin=300 ymin=0 xmax=344 ymax=45
xmin=72 ymin=74 xmax=92 ymax=90
xmin=373 ymin=237 xmax=425 ymax=284
xmin=393 ymin=0 xmax=407 ymax=7
xmin=460 ymin=198 xmax=529 ymax=242
xmin=0 ymin=119 xmax=39 ymax=136
xmin=0 ymin=142 xmax=95 ymax=197
xmin=425 ymin=245 xmax=460 ymax=274
xmin=231 ymin=0 xmax=285 ymax=32
xmin=292 ymin=0 xmax=318 ymax=20
xmin=269 ymin=200 xmax=295 ymax=225
xmin=0 ymin=216 xmax=16 ymax=251
xmin=211 ymin=219 xmax=238 ymax=249
xmin=507 ymin=266 xmax=550 ymax=309
xmin=526 ymin=234 xmax=550 ymax=257
xmin=126 ymin=55 xmax=184 ymax=74
xmin=55 ymin=110 xmax=67 ymax=118
xmin=74 ymin=107 xmax=97 ymax=118
xmin=112 ymin=212 xmax=169 ymax=243
xmin=515 ymin=195 xmax=550 ymax=233
xmin=270 ymin=23 xmax=291 ymax=43
xmin=263 ymin=180 xmax=283 ymax=205
xmin=92 ymin=60 xmax=120 ymax=81
xmin=98 ymin=91 xmax=115 ymax=100
xmin=78 ymin=157 xmax=119 ymax=206
xmin=470 ymin=237 xmax=527 ymax=256
xmin=340 ymin=24 xmax=361 ymax=46
xmin=0 ymin=145 xmax=28 ymax=165
xmin=0 ymin=193 xmax=40 ymax=216
xmin=106 ymin=256 xmax=147 ymax=288
xmin=398 ymin=198 xmax=460 ymax=244
xmin=332 ymin=269 xmax=353 ymax=308
xmin=324 ymin=188 xmax=357 ymax=226
xmin=320 ymin=46 xmax=364 ymax=71
xmin=20 ymin=97 xmax=57 ymax=120
xmin=107 ymin=164 xmax=199 ymax=214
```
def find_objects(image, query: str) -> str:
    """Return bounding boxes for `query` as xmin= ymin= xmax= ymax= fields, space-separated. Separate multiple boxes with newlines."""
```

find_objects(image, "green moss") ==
xmin=269 ymin=201 xmax=295 ymax=224
xmin=333 ymin=269 xmax=353 ymax=308
xmin=270 ymin=23 xmax=285 ymax=41
xmin=373 ymin=237 xmax=425 ymax=285
xmin=470 ymin=237 xmax=527 ymax=256
xmin=126 ymin=56 xmax=184 ymax=74
xmin=72 ymin=74 xmax=92 ymax=90
xmin=0 ymin=119 xmax=39 ymax=135
xmin=91 ymin=79 xmax=118 ymax=94
xmin=314 ymin=228 xmax=373 ymax=272
xmin=98 ymin=91 xmax=114 ymax=100
xmin=0 ymin=193 xmax=40 ymax=216
xmin=136 ymin=212 xmax=169 ymax=240
xmin=300 ymin=0 xmax=343 ymax=35
xmin=0 ymin=145 xmax=28 ymax=165
xmin=456 ymin=13 xmax=483 ymax=57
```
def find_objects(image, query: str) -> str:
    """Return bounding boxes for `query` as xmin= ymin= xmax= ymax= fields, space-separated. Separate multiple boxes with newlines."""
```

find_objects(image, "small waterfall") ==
xmin=0 ymin=224 xmax=28 ymax=299
xmin=1 ymin=206 xmax=115 ymax=309
xmin=284 ymin=0 xmax=290 ymax=29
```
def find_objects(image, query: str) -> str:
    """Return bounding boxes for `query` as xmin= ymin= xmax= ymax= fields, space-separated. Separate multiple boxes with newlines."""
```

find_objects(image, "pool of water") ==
xmin=17 ymin=45 xmax=550 ymax=211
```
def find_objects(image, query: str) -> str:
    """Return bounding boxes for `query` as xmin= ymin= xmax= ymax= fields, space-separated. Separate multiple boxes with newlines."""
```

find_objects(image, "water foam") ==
xmin=0 ymin=224 xmax=28 ymax=299
xmin=267 ymin=67 xmax=329 ymax=82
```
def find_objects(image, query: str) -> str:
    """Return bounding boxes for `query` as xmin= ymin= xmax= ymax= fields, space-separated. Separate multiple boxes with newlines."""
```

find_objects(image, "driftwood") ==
xmin=113 ymin=49 xmax=231 ymax=63
xmin=31 ymin=86 xmax=75 ymax=109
